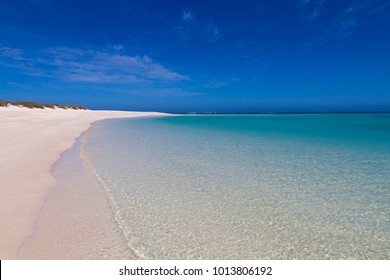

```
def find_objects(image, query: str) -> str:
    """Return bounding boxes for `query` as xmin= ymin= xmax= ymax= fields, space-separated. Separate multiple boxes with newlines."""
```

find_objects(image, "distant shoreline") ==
xmin=169 ymin=111 xmax=390 ymax=115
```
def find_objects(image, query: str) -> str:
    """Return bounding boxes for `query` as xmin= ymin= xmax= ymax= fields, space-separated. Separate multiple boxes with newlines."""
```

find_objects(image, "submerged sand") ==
xmin=0 ymin=106 xmax=166 ymax=259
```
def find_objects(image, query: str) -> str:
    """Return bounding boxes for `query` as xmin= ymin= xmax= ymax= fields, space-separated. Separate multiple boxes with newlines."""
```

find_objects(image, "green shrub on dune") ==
xmin=0 ymin=99 xmax=88 ymax=110
xmin=0 ymin=100 xmax=8 ymax=107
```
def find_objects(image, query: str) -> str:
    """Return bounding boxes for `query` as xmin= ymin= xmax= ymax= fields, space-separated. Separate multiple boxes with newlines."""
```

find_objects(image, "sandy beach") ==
xmin=0 ymin=106 xmax=166 ymax=259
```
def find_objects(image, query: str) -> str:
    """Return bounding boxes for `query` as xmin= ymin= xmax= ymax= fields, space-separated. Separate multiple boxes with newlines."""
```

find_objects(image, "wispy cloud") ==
xmin=0 ymin=47 xmax=24 ymax=60
xmin=111 ymin=44 xmax=124 ymax=52
xmin=329 ymin=0 xmax=389 ymax=37
xmin=0 ymin=46 xmax=188 ymax=84
xmin=174 ymin=7 xmax=221 ymax=43
xmin=296 ymin=0 xmax=326 ymax=22
xmin=204 ymin=20 xmax=221 ymax=42
xmin=368 ymin=0 xmax=390 ymax=14
xmin=331 ymin=14 xmax=359 ymax=38
xmin=297 ymin=0 xmax=312 ymax=8
xmin=173 ymin=7 xmax=195 ymax=40
xmin=296 ymin=0 xmax=390 ymax=38
xmin=0 ymin=47 xmax=48 ymax=76
xmin=204 ymin=80 xmax=228 ymax=88
xmin=181 ymin=7 xmax=194 ymax=23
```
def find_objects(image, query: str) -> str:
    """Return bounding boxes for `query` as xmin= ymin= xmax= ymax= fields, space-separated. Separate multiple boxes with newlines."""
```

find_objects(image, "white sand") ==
xmin=0 ymin=106 xmax=166 ymax=259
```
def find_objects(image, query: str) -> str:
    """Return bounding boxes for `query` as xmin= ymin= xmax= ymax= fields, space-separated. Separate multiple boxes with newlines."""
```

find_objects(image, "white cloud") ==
xmin=329 ymin=0 xmax=388 ymax=37
xmin=297 ymin=0 xmax=312 ymax=8
xmin=204 ymin=80 xmax=227 ymax=88
xmin=204 ymin=20 xmax=221 ymax=42
xmin=368 ymin=1 xmax=390 ymax=14
xmin=0 ymin=47 xmax=48 ymax=76
xmin=296 ymin=0 xmax=326 ymax=22
xmin=0 ymin=47 xmax=24 ymax=60
xmin=0 ymin=46 xmax=188 ymax=84
xmin=175 ymin=7 xmax=221 ymax=43
xmin=296 ymin=0 xmax=390 ymax=38
xmin=182 ymin=7 xmax=194 ymax=23
xmin=112 ymin=44 xmax=124 ymax=52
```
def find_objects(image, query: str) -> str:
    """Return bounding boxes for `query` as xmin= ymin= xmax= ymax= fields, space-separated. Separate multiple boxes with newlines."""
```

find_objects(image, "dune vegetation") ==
xmin=0 ymin=100 xmax=87 ymax=110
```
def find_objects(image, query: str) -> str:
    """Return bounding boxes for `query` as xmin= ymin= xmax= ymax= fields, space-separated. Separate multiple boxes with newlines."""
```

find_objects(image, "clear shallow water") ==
xmin=83 ymin=114 xmax=390 ymax=259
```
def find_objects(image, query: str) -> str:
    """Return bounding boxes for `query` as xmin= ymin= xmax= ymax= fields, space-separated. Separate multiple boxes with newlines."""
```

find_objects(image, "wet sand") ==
xmin=0 ymin=106 xmax=166 ymax=259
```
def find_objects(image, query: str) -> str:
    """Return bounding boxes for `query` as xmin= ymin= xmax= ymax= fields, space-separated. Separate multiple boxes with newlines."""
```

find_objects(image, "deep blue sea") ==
xmin=82 ymin=114 xmax=390 ymax=259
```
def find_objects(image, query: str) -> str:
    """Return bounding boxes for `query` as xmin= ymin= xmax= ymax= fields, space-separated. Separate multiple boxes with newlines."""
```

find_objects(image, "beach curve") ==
xmin=0 ymin=106 xmax=167 ymax=259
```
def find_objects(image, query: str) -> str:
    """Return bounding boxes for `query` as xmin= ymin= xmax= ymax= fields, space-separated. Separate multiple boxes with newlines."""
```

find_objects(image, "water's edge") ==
xmin=19 ymin=114 xmax=390 ymax=259
xmin=18 ymin=127 xmax=136 ymax=259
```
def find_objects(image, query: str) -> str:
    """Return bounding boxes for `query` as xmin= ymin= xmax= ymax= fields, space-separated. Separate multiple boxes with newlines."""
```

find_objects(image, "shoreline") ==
xmin=19 ymin=132 xmax=136 ymax=259
xmin=0 ymin=106 xmax=167 ymax=259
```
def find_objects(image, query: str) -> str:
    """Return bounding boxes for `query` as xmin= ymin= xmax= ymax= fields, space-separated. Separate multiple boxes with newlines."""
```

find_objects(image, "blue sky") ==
xmin=1 ymin=0 xmax=389 ymax=112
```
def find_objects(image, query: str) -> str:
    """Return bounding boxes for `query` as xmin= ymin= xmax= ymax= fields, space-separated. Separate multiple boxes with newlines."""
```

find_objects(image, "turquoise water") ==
xmin=83 ymin=114 xmax=390 ymax=259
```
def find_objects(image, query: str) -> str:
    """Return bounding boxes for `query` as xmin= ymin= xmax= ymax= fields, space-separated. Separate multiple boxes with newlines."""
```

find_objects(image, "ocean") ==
xmin=82 ymin=114 xmax=390 ymax=259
